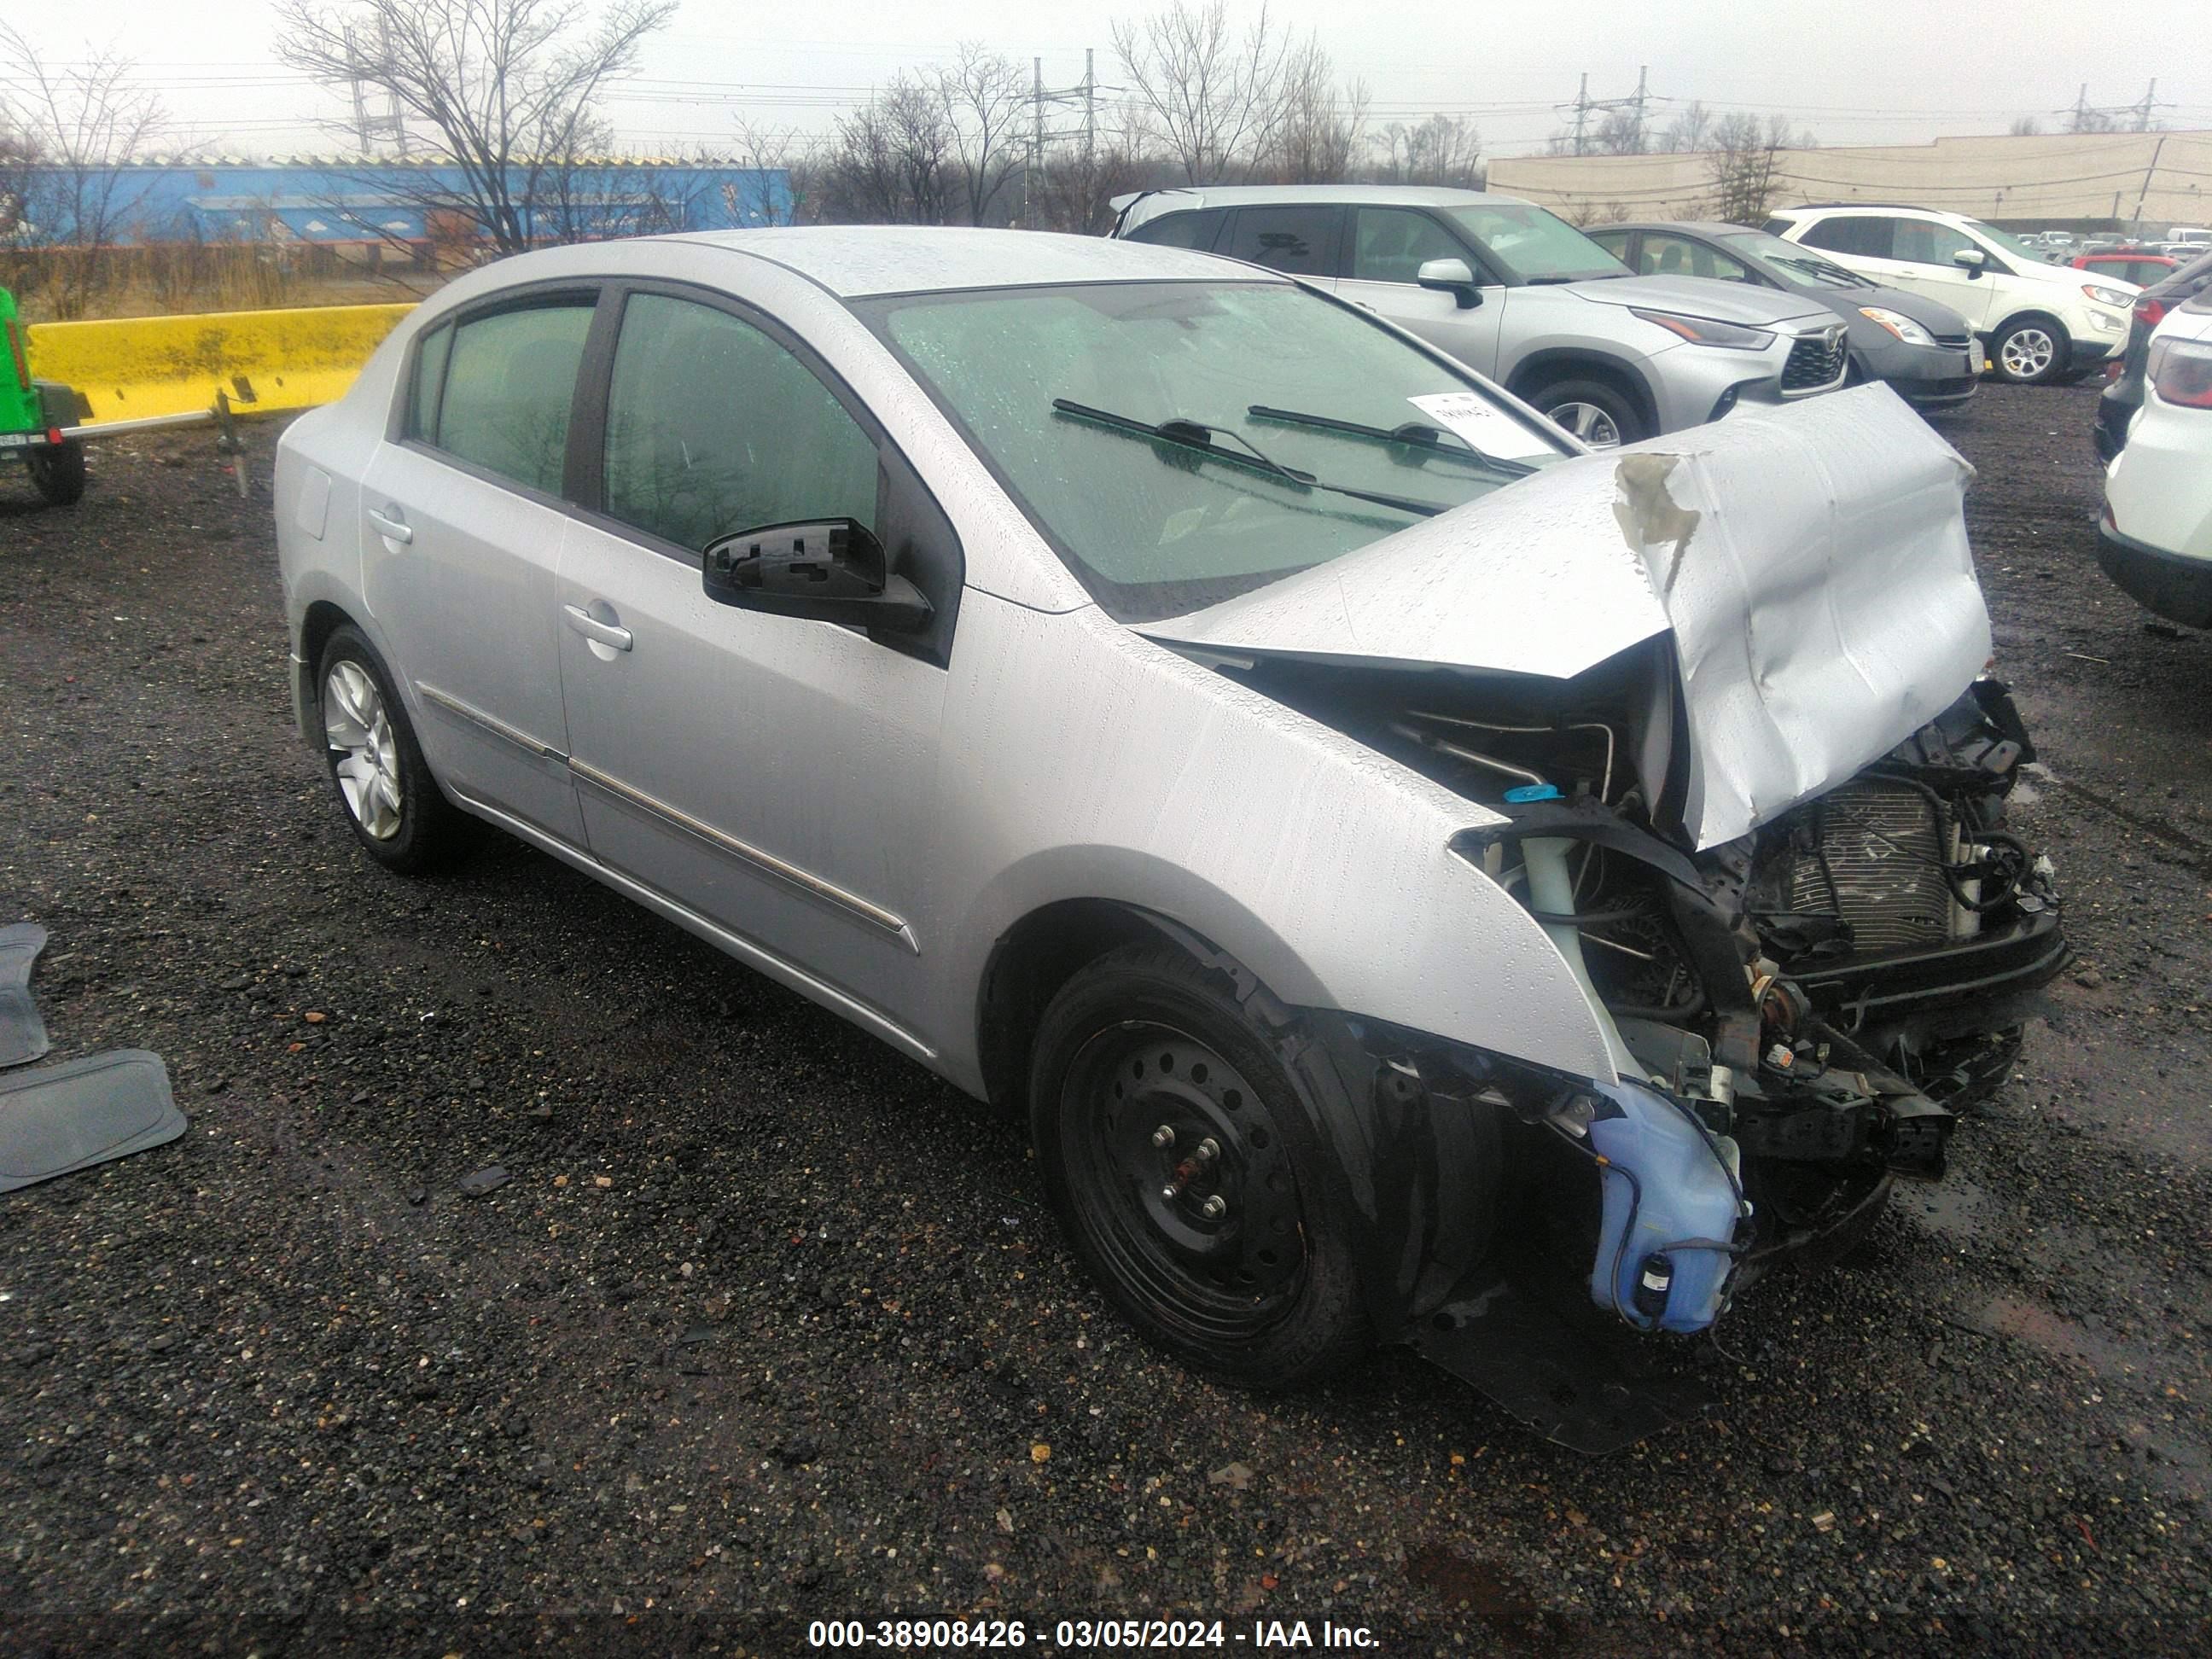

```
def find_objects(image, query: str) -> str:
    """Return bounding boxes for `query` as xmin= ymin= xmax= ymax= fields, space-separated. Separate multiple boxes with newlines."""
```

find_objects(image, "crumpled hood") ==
xmin=1138 ymin=385 xmax=1992 ymax=850
xmin=1564 ymin=272 xmax=1837 ymax=328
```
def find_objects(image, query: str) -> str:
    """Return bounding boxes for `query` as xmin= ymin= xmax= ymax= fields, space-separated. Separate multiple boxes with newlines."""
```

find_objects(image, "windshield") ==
xmin=1964 ymin=219 xmax=2052 ymax=267
xmin=1440 ymin=203 xmax=1629 ymax=283
xmin=1716 ymin=229 xmax=1874 ymax=289
xmin=856 ymin=282 xmax=1567 ymax=622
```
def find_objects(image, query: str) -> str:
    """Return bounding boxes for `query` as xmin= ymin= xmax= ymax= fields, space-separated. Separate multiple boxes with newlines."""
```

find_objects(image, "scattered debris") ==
xmin=457 ymin=1166 xmax=511 ymax=1197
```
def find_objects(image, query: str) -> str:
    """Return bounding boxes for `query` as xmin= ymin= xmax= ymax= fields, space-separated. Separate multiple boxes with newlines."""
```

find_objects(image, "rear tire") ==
xmin=1027 ymin=944 xmax=1370 ymax=1388
xmin=1990 ymin=315 xmax=2069 ymax=385
xmin=26 ymin=440 xmax=85 ymax=506
xmin=1528 ymin=376 xmax=1647 ymax=448
xmin=316 ymin=625 xmax=465 ymax=874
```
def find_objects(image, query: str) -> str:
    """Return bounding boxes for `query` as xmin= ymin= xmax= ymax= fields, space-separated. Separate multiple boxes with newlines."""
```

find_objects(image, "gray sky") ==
xmin=9 ymin=0 xmax=2209 ymax=159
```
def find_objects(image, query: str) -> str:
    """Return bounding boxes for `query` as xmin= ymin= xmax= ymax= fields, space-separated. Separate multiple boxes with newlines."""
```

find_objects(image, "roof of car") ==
xmin=1594 ymin=220 xmax=1763 ymax=238
xmin=1115 ymin=183 xmax=1526 ymax=212
xmin=665 ymin=225 xmax=1270 ymax=299
xmin=1774 ymin=203 xmax=1970 ymax=218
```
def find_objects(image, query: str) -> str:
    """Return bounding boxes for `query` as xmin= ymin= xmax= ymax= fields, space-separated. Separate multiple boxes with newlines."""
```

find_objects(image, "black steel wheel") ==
xmin=1028 ymin=944 xmax=1368 ymax=1387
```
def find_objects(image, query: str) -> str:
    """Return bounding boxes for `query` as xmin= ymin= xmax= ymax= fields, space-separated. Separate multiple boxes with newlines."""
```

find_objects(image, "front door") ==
xmin=359 ymin=292 xmax=598 ymax=845
xmin=1335 ymin=204 xmax=1507 ymax=376
xmin=554 ymin=288 xmax=954 ymax=1027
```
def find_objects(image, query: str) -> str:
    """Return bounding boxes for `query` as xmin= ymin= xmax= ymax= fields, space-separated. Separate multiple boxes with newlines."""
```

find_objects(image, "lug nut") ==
xmin=1201 ymin=1194 xmax=1227 ymax=1220
xmin=1150 ymin=1124 xmax=1176 ymax=1149
xmin=1160 ymin=1181 xmax=1183 ymax=1201
xmin=1191 ymin=1138 xmax=1220 ymax=1165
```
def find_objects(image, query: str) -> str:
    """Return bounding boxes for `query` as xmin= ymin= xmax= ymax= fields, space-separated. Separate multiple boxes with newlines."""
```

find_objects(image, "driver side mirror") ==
xmin=1416 ymin=257 xmax=1483 ymax=309
xmin=1951 ymin=247 xmax=1987 ymax=278
xmin=701 ymin=517 xmax=933 ymax=633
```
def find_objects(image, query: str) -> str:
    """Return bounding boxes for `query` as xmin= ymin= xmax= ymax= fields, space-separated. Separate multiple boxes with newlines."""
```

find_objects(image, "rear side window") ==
xmin=1124 ymin=208 xmax=1225 ymax=251
xmin=1223 ymin=206 xmax=1342 ymax=278
xmin=414 ymin=300 xmax=595 ymax=495
xmin=601 ymin=292 xmax=879 ymax=554
xmin=1799 ymin=216 xmax=1893 ymax=259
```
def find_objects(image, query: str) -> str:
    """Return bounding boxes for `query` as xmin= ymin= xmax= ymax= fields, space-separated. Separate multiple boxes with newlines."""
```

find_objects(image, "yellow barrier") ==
xmin=24 ymin=302 xmax=417 ymax=426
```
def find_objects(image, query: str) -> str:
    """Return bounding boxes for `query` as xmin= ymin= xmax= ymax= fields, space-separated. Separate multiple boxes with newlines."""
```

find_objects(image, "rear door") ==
xmin=1334 ymin=204 xmax=1506 ymax=376
xmin=553 ymin=285 xmax=961 ymax=1024
xmin=359 ymin=290 xmax=598 ymax=844
xmin=1219 ymin=204 xmax=1345 ymax=285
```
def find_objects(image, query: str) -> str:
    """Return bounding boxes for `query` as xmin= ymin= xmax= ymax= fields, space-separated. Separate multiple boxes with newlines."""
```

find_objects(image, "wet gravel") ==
xmin=2 ymin=384 xmax=2209 ymax=1655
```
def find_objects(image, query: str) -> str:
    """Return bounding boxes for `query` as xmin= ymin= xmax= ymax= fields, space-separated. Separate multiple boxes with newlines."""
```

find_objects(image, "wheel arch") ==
xmin=1506 ymin=348 xmax=1660 ymax=435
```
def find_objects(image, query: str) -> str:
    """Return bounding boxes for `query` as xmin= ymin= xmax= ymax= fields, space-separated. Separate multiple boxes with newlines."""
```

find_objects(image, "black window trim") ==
xmin=568 ymin=276 xmax=966 ymax=667
xmin=387 ymin=278 xmax=608 ymax=511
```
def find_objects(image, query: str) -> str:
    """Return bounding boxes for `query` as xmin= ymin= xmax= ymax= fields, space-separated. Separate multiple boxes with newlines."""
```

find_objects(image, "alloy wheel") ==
xmin=1999 ymin=328 xmax=2056 ymax=381
xmin=323 ymin=660 xmax=405 ymax=841
xmin=1546 ymin=400 xmax=1623 ymax=448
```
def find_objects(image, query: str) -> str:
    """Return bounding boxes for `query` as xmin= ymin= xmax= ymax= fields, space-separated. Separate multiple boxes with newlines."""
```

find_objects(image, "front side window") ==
xmin=1437 ymin=203 xmax=1626 ymax=283
xmin=417 ymin=300 xmax=595 ymax=495
xmin=1223 ymin=207 xmax=1342 ymax=277
xmin=1350 ymin=207 xmax=1471 ymax=284
xmin=1800 ymin=216 xmax=1895 ymax=259
xmin=602 ymin=292 xmax=879 ymax=554
xmin=858 ymin=281 xmax=1566 ymax=622
xmin=1894 ymin=218 xmax=1977 ymax=266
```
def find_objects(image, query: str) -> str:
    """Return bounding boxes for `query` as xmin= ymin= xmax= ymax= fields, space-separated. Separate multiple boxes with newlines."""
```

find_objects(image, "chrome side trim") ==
xmin=568 ymin=757 xmax=914 ymax=944
xmin=445 ymin=786 xmax=939 ymax=1064
xmin=416 ymin=683 xmax=568 ymax=761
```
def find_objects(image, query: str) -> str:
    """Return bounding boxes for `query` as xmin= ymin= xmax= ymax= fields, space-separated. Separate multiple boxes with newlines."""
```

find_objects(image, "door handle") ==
xmin=366 ymin=506 xmax=412 ymax=544
xmin=562 ymin=602 xmax=632 ymax=652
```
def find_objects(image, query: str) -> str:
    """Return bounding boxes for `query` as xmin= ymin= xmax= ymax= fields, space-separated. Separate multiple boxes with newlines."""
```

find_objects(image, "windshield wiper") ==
xmin=1050 ymin=399 xmax=1447 ymax=517
xmin=1247 ymin=404 xmax=1537 ymax=477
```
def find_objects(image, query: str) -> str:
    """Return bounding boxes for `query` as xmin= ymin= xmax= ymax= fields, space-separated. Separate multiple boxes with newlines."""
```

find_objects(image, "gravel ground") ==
xmin=2 ymin=382 xmax=2209 ymax=1656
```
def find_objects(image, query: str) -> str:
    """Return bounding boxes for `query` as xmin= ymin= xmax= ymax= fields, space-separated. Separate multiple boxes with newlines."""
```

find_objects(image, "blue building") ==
xmin=10 ymin=157 xmax=793 ymax=249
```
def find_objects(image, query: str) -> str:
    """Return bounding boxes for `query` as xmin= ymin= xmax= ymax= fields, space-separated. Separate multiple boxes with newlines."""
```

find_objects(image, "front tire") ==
xmin=1528 ymin=376 xmax=1648 ymax=448
xmin=26 ymin=440 xmax=85 ymax=506
xmin=316 ymin=625 xmax=464 ymax=873
xmin=1027 ymin=944 xmax=1370 ymax=1388
xmin=1990 ymin=315 xmax=2069 ymax=385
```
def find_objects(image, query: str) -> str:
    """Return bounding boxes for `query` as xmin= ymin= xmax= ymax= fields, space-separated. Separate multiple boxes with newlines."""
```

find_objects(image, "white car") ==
xmin=2099 ymin=292 xmax=2212 ymax=626
xmin=1766 ymin=205 xmax=2139 ymax=385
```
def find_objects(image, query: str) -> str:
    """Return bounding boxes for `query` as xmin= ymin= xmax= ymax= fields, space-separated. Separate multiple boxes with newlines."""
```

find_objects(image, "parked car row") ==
xmin=1762 ymin=204 xmax=2140 ymax=384
xmin=2097 ymin=250 xmax=2212 ymax=630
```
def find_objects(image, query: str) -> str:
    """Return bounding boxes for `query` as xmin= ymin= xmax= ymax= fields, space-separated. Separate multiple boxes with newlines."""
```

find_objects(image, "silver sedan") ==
xmin=276 ymin=229 xmax=2065 ymax=1447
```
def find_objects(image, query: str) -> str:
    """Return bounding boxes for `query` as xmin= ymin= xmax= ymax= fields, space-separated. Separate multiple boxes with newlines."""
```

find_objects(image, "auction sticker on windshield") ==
xmin=1406 ymin=392 xmax=1560 ymax=461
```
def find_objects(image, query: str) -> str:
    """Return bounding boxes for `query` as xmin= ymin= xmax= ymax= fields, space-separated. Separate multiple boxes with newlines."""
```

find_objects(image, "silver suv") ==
xmin=1112 ymin=184 xmax=1850 ymax=447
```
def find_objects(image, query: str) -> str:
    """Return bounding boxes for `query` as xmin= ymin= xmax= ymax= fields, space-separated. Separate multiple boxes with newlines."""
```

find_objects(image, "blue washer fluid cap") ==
xmin=1503 ymin=783 xmax=1562 ymax=803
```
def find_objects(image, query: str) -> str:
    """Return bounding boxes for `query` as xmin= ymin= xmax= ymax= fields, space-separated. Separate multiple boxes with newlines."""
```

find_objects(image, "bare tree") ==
xmin=2010 ymin=114 xmax=2045 ymax=137
xmin=1032 ymin=138 xmax=1151 ymax=235
xmin=1703 ymin=111 xmax=1801 ymax=226
xmin=818 ymin=74 xmax=957 ymax=225
xmin=1659 ymin=101 xmax=1714 ymax=154
xmin=935 ymin=44 xmax=1029 ymax=227
xmin=1112 ymin=0 xmax=1299 ymax=183
xmin=1364 ymin=115 xmax=1482 ymax=188
xmin=272 ymin=0 xmax=677 ymax=256
xmin=1259 ymin=39 xmax=1364 ymax=183
xmin=732 ymin=119 xmax=812 ymax=224
xmin=0 ymin=25 xmax=167 ymax=316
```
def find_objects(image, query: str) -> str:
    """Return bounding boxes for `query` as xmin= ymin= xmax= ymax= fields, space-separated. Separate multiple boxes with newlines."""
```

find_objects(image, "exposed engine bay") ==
xmin=1224 ymin=637 xmax=2067 ymax=1362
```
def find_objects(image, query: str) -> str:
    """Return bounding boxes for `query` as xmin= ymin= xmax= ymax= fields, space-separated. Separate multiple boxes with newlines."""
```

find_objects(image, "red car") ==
xmin=2073 ymin=250 xmax=2179 ymax=288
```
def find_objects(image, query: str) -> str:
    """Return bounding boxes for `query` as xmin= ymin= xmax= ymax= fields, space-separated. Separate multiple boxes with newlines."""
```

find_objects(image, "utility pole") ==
xmin=1570 ymin=72 xmax=1588 ymax=156
xmin=1084 ymin=47 xmax=1096 ymax=166
xmin=343 ymin=18 xmax=408 ymax=155
xmin=1030 ymin=55 xmax=1044 ymax=230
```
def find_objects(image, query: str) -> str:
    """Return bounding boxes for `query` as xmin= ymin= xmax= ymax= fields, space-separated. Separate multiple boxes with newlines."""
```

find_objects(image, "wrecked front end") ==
xmin=1144 ymin=389 xmax=2068 ymax=1445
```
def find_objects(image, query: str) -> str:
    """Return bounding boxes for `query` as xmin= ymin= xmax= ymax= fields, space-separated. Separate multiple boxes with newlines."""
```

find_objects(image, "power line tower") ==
xmin=1559 ymin=66 xmax=1650 ymax=155
xmin=2064 ymin=81 xmax=2164 ymax=136
xmin=344 ymin=19 xmax=409 ymax=155
xmin=1022 ymin=53 xmax=1109 ymax=227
